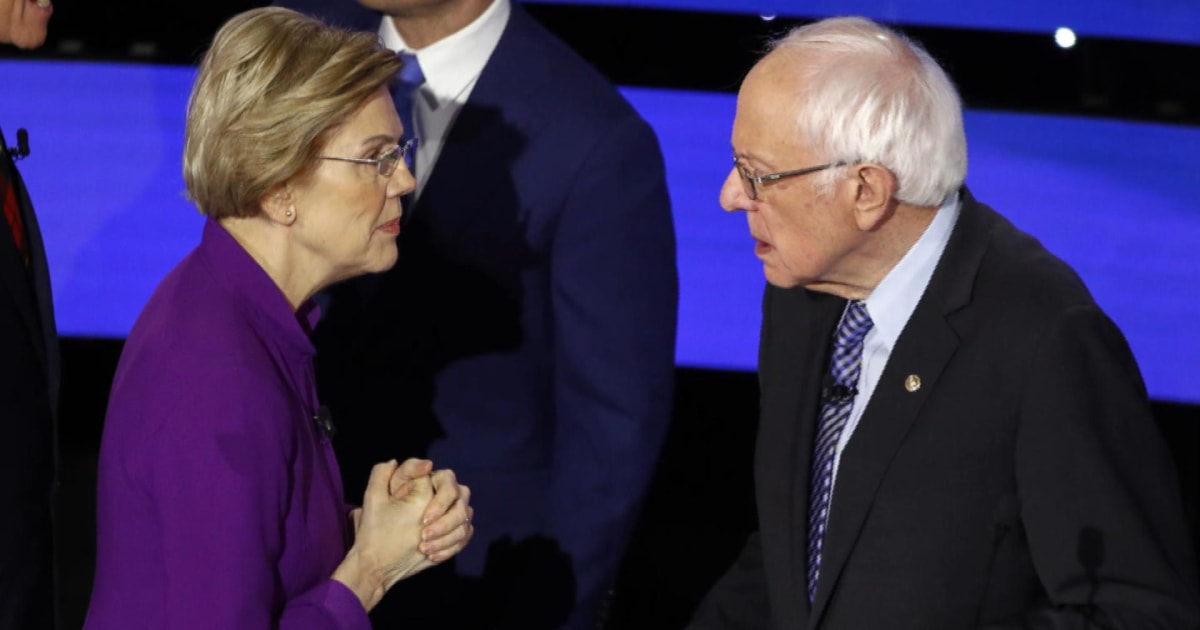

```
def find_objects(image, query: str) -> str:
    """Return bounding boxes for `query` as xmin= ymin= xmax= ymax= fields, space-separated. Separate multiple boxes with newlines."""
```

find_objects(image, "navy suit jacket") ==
xmin=271 ymin=2 xmax=679 ymax=628
xmin=0 ymin=126 xmax=58 ymax=630
xmin=690 ymin=190 xmax=1199 ymax=629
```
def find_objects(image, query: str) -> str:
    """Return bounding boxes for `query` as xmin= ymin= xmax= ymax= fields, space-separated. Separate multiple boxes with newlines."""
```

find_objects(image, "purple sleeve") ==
xmin=279 ymin=580 xmax=372 ymax=630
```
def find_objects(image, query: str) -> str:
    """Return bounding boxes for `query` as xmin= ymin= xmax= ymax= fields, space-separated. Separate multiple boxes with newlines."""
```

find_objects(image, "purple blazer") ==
xmin=84 ymin=219 xmax=370 ymax=630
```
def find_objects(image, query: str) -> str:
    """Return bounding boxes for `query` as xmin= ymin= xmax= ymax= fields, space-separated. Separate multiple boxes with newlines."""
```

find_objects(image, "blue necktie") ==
xmin=392 ymin=51 xmax=425 ymax=175
xmin=807 ymin=300 xmax=874 ymax=603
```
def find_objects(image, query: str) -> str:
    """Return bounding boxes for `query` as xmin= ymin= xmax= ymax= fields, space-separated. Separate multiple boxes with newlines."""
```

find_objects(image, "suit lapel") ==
xmin=20 ymin=166 xmax=59 ymax=412
xmin=808 ymin=301 xmax=960 ymax=626
xmin=0 ymin=131 xmax=51 ymax=385
xmin=759 ymin=286 xmax=843 ymax=626
xmin=808 ymin=190 xmax=991 ymax=627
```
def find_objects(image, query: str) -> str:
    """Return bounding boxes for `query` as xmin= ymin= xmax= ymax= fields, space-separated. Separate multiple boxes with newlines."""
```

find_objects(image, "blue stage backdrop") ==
xmin=2 ymin=60 xmax=1198 ymax=403
xmin=531 ymin=0 xmax=1200 ymax=46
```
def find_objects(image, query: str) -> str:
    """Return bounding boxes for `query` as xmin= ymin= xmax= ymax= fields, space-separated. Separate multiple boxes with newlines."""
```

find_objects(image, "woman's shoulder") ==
xmin=125 ymin=248 xmax=280 ymax=362
xmin=108 ymin=256 xmax=295 ymax=427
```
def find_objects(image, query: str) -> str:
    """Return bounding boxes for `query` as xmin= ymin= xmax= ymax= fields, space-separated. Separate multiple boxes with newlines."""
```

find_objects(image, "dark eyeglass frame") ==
xmin=319 ymin=137 xmax=417 ymax=177
xmin=734 ymin=156 xmax=848 ymax=201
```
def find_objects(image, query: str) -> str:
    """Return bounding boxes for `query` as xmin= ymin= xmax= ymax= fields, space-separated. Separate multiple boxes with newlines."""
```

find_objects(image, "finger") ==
xmin=7 ymin=0 xmax=50 ymax=49
xmin=429 ymin=469 xmax=460 ymax=504
xmin=421 ymin=481 xmax=466 ymax=527
xmin=1 ymin=1 xmax=18 ymax=42
xmin=425 ymin=521 xmax=474 ymax=564
xmin=421 ymin=494 xmax=471 ymax=546
xmin=422 ymin=520 xmax=472 ymax=560
xmin=389 ymin=477 xmax=415 ymax=499
xmin=430 ymin=468 xmax=458 ymax=492
xmin=422 ymin=471 xmax=463 ymax=524
xmin=390 ymin=458 xmax=432 ymax=496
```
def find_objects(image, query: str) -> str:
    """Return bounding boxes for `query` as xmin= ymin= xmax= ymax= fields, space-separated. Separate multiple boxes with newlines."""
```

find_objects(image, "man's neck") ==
xmin=390 ymin=0 xmax=495 ymax=50
xmin=807 ymin=202 xmax=939 ymax=301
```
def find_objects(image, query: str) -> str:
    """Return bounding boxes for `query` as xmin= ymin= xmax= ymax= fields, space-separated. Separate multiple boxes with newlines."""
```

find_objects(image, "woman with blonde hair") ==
xmin=84 ymin=8 xmax=472 ymax=628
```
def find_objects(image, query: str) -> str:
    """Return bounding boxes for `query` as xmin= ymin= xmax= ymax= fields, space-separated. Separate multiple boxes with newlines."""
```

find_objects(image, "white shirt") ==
xmin=829 ymin=192 xmax=962 ymax=489
xmin=377 ymin=0 xmax=510 ymax=200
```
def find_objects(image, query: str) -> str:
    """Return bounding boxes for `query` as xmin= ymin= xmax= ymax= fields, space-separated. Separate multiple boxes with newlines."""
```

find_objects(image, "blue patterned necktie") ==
xmin=392 ymin=51 xmax=425 ymax=175
xmin=807 ymin=300 xmax=874 ymax=603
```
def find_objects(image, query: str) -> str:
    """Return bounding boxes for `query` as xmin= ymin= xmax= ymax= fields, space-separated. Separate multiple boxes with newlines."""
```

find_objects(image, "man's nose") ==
xmin=719 ymin=168 xmax=749 ymax=213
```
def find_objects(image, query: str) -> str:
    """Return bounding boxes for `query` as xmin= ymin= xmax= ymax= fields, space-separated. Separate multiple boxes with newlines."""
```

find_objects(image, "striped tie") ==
xmin=807 ymin=300 xmax=873 ymax=603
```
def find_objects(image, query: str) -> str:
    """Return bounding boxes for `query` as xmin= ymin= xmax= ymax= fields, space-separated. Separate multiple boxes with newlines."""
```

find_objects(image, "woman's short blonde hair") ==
xmin=184 ymin=7 xmax=403 ymax=219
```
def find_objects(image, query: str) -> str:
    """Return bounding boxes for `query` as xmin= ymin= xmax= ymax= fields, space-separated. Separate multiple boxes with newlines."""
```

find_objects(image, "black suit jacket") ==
xmin=0 ymin=126 xmax=58 ymax=630
xmin=691 ymin=190 xmax=1199 ymax=629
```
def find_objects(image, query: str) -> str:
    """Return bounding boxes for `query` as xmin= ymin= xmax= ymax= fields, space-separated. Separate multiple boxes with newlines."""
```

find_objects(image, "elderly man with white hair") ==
xmin=690 ymin=15 xmax=1199 ymax=630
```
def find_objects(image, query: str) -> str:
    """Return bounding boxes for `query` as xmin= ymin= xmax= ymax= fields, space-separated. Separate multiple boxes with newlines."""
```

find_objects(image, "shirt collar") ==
xmin=198 ymin=218 xmax=321 ymax=356
xmin=863 ymin=192 xmax=961 ymax=347
xmin=377 ymin=0 xmax=510 ymax=111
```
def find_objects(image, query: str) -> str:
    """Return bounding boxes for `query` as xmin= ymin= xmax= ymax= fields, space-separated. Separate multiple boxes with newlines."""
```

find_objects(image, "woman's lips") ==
xmin=378 ymin=218 xmax=401 ymax=235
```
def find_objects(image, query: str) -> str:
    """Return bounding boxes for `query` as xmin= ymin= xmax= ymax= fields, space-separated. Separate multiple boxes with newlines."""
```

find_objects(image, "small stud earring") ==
xmin=285 ymin=209 xmax=294 ymax=218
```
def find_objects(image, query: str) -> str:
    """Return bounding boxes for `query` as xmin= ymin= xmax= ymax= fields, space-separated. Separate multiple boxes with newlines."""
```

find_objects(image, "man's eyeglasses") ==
xmin=734 ymin=156 xmax=847 ymax=201
xmin=319 ymin=138 xmax=417 ymax=178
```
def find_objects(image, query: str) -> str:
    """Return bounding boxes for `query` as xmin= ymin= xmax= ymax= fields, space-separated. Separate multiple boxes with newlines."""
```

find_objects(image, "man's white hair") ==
xmin=770 ymin=16 xmax=967 ymax=206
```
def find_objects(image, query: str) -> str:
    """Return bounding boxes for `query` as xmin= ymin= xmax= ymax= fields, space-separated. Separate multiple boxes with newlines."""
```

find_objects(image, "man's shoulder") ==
xmin=970 ymin=200 xmax=1095 ymax=312
xmin=935 ymin=196 xmax=1107 ymax=351
xmin=496 ymin=5 xmax=643 ymax=121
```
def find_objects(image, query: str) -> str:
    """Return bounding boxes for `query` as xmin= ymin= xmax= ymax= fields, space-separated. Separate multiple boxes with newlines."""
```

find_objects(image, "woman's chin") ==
xmin=366 ymin=248 xmax=399 ymax=274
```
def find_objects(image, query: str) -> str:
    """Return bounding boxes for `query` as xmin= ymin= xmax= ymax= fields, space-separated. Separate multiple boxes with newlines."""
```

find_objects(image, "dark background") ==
xmin=3 ymin=1 xmax=1196 ymax=628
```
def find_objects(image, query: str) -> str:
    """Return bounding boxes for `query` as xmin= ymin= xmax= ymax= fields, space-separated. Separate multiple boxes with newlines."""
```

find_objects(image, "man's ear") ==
xmin=849 ymin=163 xmax=897 ymax=231
xmin=261 ymin=184 xmax=296 ymax=226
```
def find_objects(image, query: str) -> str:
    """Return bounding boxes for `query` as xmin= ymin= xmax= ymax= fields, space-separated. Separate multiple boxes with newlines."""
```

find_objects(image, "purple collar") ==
xmin=197 ymin=218 xmax=322 ymax=356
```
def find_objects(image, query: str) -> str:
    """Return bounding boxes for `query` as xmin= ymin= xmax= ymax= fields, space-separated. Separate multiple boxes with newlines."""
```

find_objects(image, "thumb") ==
xmin=363 ymin=459 xmax=399 ymax=509
xmin=390 ymin=458 xmax=433 ymax=496
xmin=405 ymin=474 xmax=435 ymax=502
xmin=396 ymin=458 xmax=434 ymax=481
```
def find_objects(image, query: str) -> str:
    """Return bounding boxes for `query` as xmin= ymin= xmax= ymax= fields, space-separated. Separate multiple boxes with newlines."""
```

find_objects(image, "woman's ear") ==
xmin=850 ymin=163 xmax=897 ymax=231
xmin=261 ymin=184 xmax=297 ymax=226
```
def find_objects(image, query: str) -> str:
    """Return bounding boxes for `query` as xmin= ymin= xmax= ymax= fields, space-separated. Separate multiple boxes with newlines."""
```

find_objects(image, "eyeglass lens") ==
xmin=737 ymin=165 xmax=758 ymax=200
xmin=376 ymin=146 xmax=399 ymax=177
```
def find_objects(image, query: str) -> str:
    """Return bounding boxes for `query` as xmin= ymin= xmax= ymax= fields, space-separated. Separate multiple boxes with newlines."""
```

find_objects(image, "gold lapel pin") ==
xmin=904 ymin=374 xmax=921 ymax=392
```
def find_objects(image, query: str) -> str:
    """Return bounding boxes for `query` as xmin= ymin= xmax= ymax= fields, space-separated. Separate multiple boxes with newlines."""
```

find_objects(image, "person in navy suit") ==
xmin=690 ymin=16 xmax=1199 ymax=629
xmin=269 ymin=1 xmax=679 ymax=628
xmin=1 ymin=1 xmax=58 ymax=628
